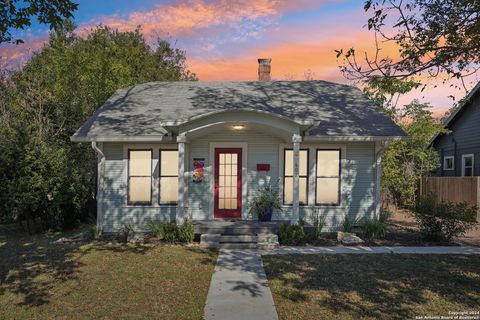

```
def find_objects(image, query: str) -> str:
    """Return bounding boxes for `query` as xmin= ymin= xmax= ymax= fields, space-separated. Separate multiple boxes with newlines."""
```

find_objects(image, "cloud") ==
xmin=0 ymin=36 xmax=47 ymax=69
xmin=87 ymin=0 xmax=311 ymax=40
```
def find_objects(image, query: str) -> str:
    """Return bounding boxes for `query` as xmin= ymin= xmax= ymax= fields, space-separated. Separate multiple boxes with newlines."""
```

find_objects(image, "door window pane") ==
xmin=218 ymin=152 xmax=240 ymax=209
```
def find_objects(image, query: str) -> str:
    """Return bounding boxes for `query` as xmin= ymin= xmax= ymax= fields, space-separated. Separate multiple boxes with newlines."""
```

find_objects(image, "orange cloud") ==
xmin=0 ymin=37 xmax=47 ymax=68
xmin=87 ymin=0 xmax=315 ymax=39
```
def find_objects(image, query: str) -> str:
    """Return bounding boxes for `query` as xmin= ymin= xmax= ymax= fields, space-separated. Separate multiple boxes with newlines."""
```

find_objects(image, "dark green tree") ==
xmin=0 ymin=0 xmax=78 ymax=44
xmin=0 ymin=23 xmax=197 ymax=230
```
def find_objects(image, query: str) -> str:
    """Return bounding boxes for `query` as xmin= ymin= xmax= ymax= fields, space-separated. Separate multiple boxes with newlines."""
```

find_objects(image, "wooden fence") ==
xmin=421 ymin=177 xmax=480 ymax=218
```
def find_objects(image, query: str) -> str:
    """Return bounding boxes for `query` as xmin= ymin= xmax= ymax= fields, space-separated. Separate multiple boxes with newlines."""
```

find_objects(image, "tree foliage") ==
xmin=0 ymin=23 xmax=197 ymax=230
xmin=337 ymin=0 xmax=480 ymax=93
xmin=0 ymin=0 xmax=78 ymax=44
xmin=382 ymin=102 xmax=448 ymax=207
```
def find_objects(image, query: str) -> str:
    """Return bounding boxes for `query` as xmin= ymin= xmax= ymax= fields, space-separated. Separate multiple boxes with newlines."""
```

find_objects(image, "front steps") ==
xmin=200 ymin=233 xmax=279 ymax=249
xmin=196 ymin=221 xmax=283 ymax=249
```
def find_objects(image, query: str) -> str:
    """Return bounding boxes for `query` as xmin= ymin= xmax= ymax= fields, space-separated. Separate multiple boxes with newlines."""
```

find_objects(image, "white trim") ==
xmin=160 ymin=108 xmax=315 ymax=126
xmin=462 ymin=154 xmax=474 ymax=177
xmin=303 ymin=135 xmax=407 ymax=142
xmin=73 ymin=134 xmax=407 ymax=143
xmin=72 ymin=135 xmax=174 ymax=143
xmin=208 ymin=142 xmax=248 ymax=220
xmin=374 ymin=141 xmax=387 ymax=218
xmin=443 ymin=155 xmax=455 ymax=171
xmin=91 ymin=142 xmax=105 ymax=232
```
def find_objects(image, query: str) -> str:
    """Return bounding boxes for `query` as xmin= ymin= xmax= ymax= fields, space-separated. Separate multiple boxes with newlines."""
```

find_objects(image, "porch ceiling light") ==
xmin=232 ymin=124 xmax=245 ymax=130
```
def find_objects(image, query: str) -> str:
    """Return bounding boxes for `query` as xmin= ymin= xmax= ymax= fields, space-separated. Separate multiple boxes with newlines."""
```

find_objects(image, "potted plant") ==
xmin=249 ymin=184 xmax=282 ymax=221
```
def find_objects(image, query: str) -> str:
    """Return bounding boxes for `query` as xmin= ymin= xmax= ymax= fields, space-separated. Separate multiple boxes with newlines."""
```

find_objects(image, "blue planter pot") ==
xmin=259 ymin=205 xmax=273 ymax=222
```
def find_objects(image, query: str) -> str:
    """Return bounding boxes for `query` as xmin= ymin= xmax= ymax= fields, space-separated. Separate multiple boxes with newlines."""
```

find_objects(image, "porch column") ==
xmin=177 ymin=133 xmax=188 ymax=224
xmin=291 ymin=134 xmax=302 ymax=224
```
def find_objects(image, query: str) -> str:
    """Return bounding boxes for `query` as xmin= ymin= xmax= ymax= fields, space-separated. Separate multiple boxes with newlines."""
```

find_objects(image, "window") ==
xmin=159 ymin=150 xmax=179 ymax=204
xmin=462 ymin=154 xmax=474 ymax=177
xmin=128 ymin=150 xmax=152 ymax=204
xmin=316 ymin=149 xmax=341 ymax=205
xmin=443 ymin=156 xmax=454 ymax=171
xmin=283 ymin=149 xmax=308 ymax=205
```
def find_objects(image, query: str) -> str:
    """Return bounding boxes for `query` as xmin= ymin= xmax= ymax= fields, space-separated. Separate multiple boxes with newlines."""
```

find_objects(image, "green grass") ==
xmin=0 ymin=225 xmax=217 ymax=319
xmin=264 ymin=254 xmax=480 ymax=320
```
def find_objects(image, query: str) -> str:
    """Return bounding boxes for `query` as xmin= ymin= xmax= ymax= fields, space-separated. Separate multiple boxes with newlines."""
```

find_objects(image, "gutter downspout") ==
xmin=91 ymin=141 xmax=105 ymax=233
xmin=375 ymin=140 xmax=389 ymax=218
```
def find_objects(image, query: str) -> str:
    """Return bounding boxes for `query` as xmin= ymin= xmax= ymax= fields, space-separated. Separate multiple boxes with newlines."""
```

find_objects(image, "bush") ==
xmin=146 ymin=219 xmax=165 ymax=239
xmin=362 ymin=217 xmax=387 ymax=240
xmin=309 ymin=206 xmax=327 ymax=239
xmin=120 ymin=219 xmax=136 ymax=242
xmin=163 ymin=221 xmax=178 ymax=243
xmin=278 ymin=223 xmax=306 ymax=245
xmin=85 ymin=223 xmax=101 ymax=240
xmin=341 ymin=215 xmax=360 ymax=233
xmin=178 ymin=219 xmax=194 ymax=243
xmin=413 ymin=193 xmax=478 ymax=241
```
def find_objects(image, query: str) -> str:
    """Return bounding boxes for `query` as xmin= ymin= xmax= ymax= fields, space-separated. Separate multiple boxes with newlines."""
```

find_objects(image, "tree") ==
xmin=382 ymin=102 xmax=448 ymax=207
xmin=0 ymin=23 xmax=197 ymax=230
xmin=0 ymin=0 xmax=78 ymax=44
xmin=337 ymin=0 xmax=480 ymax=93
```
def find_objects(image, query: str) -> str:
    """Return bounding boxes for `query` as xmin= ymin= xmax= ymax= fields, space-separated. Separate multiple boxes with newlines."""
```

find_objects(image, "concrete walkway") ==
xmin=261 ymin=245 xmax=480 ymax=255
xmin=204 ymin=249 xmax=278 ymax=320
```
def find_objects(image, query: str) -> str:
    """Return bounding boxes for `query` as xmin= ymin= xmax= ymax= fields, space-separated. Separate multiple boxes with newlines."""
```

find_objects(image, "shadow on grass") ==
xmin=263 ymin=254 xmax=480 ymax=319
xmin=0 ymin=226 xmax=154 ymax=307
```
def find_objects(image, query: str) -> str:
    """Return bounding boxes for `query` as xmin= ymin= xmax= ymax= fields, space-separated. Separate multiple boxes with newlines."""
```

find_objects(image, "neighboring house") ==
xmin=429 ymin=82 xmax=480 ymax=177
xmin=71 ymin=59 xmax=407 ymax=233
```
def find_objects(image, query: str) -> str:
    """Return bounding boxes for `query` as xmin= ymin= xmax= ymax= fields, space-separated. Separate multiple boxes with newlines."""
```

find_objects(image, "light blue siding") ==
xmin=101 ymin=143 xmax=176 ymax=233
xmin=100 ymin=138 xmax=376 ymax=232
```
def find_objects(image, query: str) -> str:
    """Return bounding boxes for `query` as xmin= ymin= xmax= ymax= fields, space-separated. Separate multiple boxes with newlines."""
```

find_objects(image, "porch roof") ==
xmin=71 ymin=80 xmax=407 ymax=142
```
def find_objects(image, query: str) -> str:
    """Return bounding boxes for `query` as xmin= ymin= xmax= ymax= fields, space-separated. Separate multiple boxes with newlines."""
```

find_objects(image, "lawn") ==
xmin=264 ymin=254 xmax=480 ymax=320
xmin=0 ymin=225 xmax=217 ymax=320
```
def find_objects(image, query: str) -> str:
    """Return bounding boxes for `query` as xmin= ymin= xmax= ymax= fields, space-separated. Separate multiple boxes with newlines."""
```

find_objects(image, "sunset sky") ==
xmin=1 ymin=0 xmax=478 ymax=116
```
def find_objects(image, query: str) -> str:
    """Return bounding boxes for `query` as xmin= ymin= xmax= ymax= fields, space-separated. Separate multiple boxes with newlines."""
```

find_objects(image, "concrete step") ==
xmin=200 ymin=233 xmax=279 ymax=250
xmin=194 ymin=221 xmax=286 ymax=235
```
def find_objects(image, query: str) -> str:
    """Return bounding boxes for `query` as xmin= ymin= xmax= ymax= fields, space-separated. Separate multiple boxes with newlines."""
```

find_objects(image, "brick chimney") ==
xmin=258 ymin=58 xmax=271 ymax=81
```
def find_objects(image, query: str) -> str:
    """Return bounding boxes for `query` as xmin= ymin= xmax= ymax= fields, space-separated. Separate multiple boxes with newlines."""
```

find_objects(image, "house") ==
xmin=71 ymin=59 xmax=407 ymax=233
xmin=429 ymin=82 xmax=480 ymax=177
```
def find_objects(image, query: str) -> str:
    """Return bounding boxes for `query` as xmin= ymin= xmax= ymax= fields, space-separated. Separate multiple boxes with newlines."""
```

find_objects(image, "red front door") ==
xmin=214 ymin=148 xmax=242 ymax=219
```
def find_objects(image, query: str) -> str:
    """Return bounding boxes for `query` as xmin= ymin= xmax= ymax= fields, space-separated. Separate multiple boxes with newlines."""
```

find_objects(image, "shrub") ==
xmin=178 ymin=218 xmax=194 ymax=243
xmin=309 ymin=206 xmax=327 ymax=239
xmin=413 ymin=193 xmax=478 ymax=241
xmin=120 ymin=219 xmax=136 ymax=242
xmin=278 ymin=223 xmax=306 ymax=245
xmin=146 ymin=219 xmax=165 ymax=239
xmin=379 ymin=208 xmax=391 ymax=223
xmin=85 ymin=223 xmax=101 ymax=240
xmin=163 ymin=221 xmax=178 ymax=243
xmin=248 ymin=184 xmax=282 ymax=220
xmin=362 ymin=217 xmax=387 ymax=240
xmin=341 ymin=215 xmax=360 ymax=233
